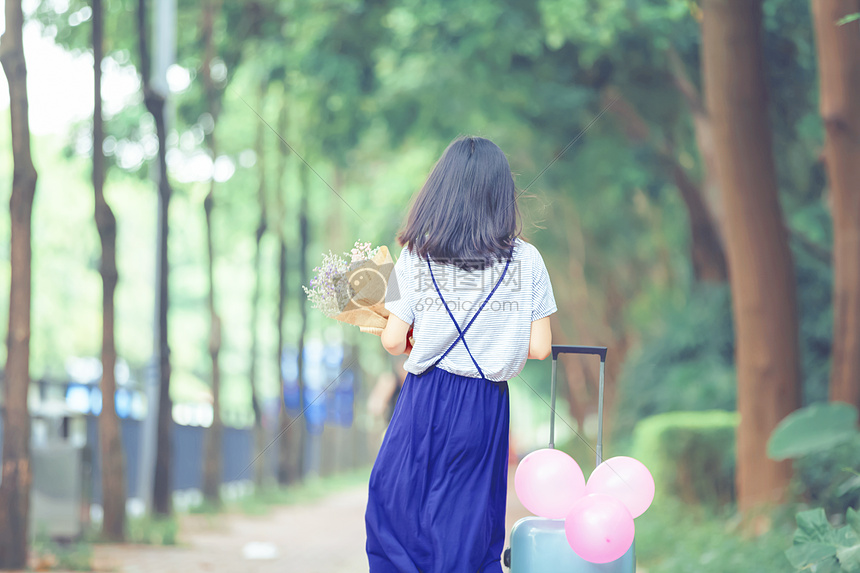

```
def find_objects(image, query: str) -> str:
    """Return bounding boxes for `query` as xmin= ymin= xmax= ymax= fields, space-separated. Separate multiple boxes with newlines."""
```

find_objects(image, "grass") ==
xmin=31 ymin=530 xmax=94 ymax=571
xmin=186 ymin=465 xmax=374 ymax=517
xmin=28 ymin=511 xmax=180 ymax=569
xmin=634 ymin=496 xmax=797 ymax=573
xmin=126 ymin=514 xmax=180 ymax=546
xmin=31 ymin=542 xmax=93 ymax=571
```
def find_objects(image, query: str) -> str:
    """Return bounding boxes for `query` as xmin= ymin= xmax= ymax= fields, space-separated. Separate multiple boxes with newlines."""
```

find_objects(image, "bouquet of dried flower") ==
xmin=303 ymin=241 xmax=413 ymax=345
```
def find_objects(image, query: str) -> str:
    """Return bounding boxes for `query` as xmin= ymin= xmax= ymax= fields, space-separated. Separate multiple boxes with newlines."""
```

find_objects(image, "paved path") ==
xmin=91 ymin=468 xmax=530 ymax=573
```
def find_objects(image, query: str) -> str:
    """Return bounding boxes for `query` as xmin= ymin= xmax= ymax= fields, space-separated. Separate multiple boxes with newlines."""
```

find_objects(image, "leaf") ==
xmin=785 ymin=542 xmax=837 ymax=568
xmin=837 ymin=13 xmax=860 ymax=26
xmin=836 ymin=475 xmax=860 ymax=498
xmin=789 ymin=509 xmax=860 ymax=571
xmin=795 ymin=509 xmax=836 ymax=545
xmin=837 ymin=544 xmax=860 ymax=572
xmin=820 ymin=558 xmax=850 ymax=573
xmin=833 ymin=524 xmax=860 ymax=548
xmin=849 ymin=508 xmax=860 ymax=537
xmin=767 ymin=403 xmax=859 ymax=460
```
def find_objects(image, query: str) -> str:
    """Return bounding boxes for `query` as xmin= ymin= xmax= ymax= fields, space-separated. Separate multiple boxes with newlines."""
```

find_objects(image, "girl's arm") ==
xmin=382 ymin=313 xmax=412 ymax=355
xmin=528 ymin=316 xmax=552 ymax=360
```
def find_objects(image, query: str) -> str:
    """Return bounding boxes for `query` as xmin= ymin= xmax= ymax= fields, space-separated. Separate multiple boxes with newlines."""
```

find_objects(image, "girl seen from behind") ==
xmin=365 ymin=136 xmax=557 ymax=572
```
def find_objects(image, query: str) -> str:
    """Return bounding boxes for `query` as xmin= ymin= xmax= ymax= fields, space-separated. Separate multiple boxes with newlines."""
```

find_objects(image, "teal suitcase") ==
xmin=505 ymin=346 xmax=636 ymax=572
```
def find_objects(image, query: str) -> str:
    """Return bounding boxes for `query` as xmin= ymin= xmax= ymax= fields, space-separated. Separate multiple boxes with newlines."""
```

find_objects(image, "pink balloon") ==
xmin=565 ymin=494 xmax=635 ymax=564
xmin=585 ymin=456 xmax=655 ymax=518
xmin=514 ymin=448 xmax=585 ymax=519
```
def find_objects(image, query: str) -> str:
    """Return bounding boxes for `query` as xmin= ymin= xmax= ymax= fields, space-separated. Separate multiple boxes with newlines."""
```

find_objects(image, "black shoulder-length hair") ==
xmin=397 ymin=136 xmax=522 ymax=271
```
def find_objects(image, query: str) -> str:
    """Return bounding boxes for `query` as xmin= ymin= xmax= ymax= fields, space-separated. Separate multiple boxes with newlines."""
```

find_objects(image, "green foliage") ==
xmin=633 ymin=410 xmax=739 ymax=507
xmin=786 ymin=508 xmax=860 ymax=573
xmin=182 ymin=466 xmax=374 ymax=516
xmin=617 ymin=285 xmax=736 ymax=433
xmin=599 ymin=0 xmax=830 ymax=435
xmin=792 ymin=216 xmax=835 ymax=405
xmin=127 ymin=515 xmax=180 ymax=545
xmin=186 ymin=499 xmax=221 ymax=515
xmin=768 ymin=403 xmax=860 ymax=517
xmin=793 ymin=441 xmax=860 ymax=518
xmin=617 ymin=244 xmax=833 ymax=437
xmin=636 ymin=496 xmax=795 ymax=573
xmin=14 ymin=0 xmax=838 ymax=482
xmin=31 ymin=533 xmax=94 ymax=571
xmin=768 ymin=403 xmax=859 ymax=461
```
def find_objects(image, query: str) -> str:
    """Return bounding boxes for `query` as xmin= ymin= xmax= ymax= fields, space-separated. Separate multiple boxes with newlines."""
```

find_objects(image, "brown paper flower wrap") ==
xmin=332 ymin=246 xmax=414 ymax=346
xmin=333 ymin=245 xmax=392 ymax=331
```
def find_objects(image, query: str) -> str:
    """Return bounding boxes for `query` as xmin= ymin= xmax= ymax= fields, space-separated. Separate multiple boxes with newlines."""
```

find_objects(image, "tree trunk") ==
xmin=811 ymin=0 xmax=860 ymax=411
xmin=291 ymin=165 xmax=311 ymax=480
xmin=666 ymin=47 xmax=727 ymax=246
xmin=199 ymin=0 xmax=223 ymax=509
xmin=599 ymin=276 xmax=630 ymax=445
xmin=138 ymin=0 xmax=174 ymax=517
xmin=669 ymin=160 xmax=728 ymax=283
xmin=93 ymin=0 xmax=127 ymax=541
xmin=201 ymin=189 xmax=223 ymax=506
xmin=276 ymin=106 xmax=294 ymax=485
xmin=701 ymin=0 xmax=801 ymax=510
xmin=0 ymin=0 xmax=38 ymax=566
xmin=603 ymin=87 xmax=728 ymax=283
xmin=249 ymin=84 xmax=267 ymax=489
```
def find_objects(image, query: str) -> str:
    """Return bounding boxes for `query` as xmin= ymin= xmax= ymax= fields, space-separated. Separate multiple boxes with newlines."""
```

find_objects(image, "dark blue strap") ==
xmin=428 ymin=264 xmax=485 ymax=379
xmin=426 ymin=246 xmax=514 ymax=380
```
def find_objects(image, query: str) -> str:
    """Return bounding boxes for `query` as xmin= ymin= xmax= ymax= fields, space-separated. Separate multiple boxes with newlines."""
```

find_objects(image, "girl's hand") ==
xmin=527 ymin=316 xmax=552 ymax=360
xmin=404 ymin=328 xmax=414 ymax=355
xmin=382 ymin=314 xmax=412 ymax=356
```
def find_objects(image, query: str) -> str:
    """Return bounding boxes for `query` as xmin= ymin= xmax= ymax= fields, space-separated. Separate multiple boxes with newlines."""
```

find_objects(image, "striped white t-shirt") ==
xmin=384 ymin=237 xmax=557 ymax=381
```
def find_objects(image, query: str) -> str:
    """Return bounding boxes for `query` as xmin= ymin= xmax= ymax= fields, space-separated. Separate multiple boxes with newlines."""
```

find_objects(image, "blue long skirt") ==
xmin=365 ymin=365 xmax=510 ymax=573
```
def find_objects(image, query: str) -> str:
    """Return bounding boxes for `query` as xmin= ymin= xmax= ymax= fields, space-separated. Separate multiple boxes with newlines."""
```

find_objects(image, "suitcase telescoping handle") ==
xmin=549 ymin=345 xmax=608 ymax=467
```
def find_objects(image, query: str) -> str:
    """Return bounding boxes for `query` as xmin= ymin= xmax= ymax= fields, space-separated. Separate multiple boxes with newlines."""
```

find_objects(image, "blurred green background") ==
xmin=2 ymin=0 xmax=860 ymax=571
